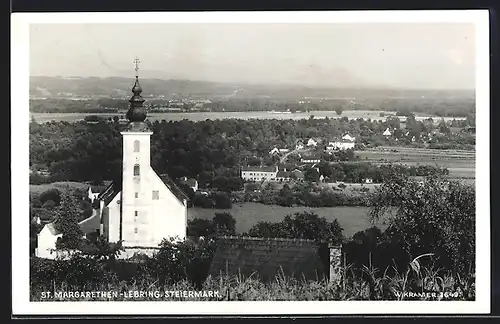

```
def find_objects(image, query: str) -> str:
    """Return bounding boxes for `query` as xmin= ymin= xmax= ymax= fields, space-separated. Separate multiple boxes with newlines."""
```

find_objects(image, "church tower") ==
xmin=120 ymin=57 xmax=156 ymax=248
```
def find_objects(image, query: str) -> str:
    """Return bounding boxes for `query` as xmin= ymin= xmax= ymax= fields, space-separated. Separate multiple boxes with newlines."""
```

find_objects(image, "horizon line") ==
xmin=29 ymin=75 xmax=476 ymax=92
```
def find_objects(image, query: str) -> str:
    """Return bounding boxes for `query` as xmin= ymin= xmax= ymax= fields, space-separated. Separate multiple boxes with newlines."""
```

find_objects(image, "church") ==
xmin=97 ymin=60 xmax=188 ymax=257
xmin=36 ymin=59 xmax=189 ymax=259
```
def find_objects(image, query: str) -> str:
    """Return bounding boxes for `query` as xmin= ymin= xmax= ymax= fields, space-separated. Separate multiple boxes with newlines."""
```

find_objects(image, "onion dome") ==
xmin=126 ymin=58 xmax=147 ymax=123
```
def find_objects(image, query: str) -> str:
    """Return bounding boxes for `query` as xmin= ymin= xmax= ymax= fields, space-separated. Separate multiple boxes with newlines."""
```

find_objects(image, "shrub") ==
xmin=247 ymin=211 xmax=343 ymax=244
xmin=187 ymin=218 xmax=214 ymax=237
xmin=145 ymin=238 xmax=216 ymax=288
xmin=39 ymin=188 xmax=61 ymax=206
xmin=368 ymin=174 xmax=475 ymax=276
xmin=212 ymin=212 xmax=236 ymax=236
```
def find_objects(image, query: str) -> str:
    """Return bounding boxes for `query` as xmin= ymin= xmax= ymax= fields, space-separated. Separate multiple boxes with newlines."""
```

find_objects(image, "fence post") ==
xmin=329 ymin=244 xmax=342 ymax=285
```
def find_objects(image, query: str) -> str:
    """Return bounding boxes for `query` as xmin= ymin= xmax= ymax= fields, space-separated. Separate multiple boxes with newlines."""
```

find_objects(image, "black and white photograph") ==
xmin=11 ymin=10 xmax=490 ymax=315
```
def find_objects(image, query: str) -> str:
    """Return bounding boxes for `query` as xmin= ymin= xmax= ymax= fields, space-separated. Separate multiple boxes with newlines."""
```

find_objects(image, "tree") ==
xmin=277 ymin=184 xmax=295 ymax=207
xmin=335 ymin=106 xmax=343 ymax=115
xmin=304 ymin=167 xmax=320 ymax=183
xmin=42 ymin=199 xmax=56 ymax=209
xmin=385 ymin=116 xmax=400 ymax=130
xmin=213 ymin=192 xmax=232 ymax=209
xmin=187 ymin=218 xmax=214 ymax=237
xmin=53 ymin=194 xmax=84 ymax=250
xmin=39 ymin=188 xmax=61 ymax=206
xmin=212 ymin=212 xmax=236 ymax=236
xmin=80 ymin=235 xmax=123 ymax=260
xmin=465 ymin=113 xmax=475 ymax=127
xmin=248 ymin=212 xmax=344 ymax=244
xmin=247 ymin=221 xmax=283 ymax=238
xmin=405 ymin=114 xmax=421 ymax=140
xmin=438 ymin=118 xmax=450 ymax=134
xmin=368 ymin=174 xmax=475 ymax=276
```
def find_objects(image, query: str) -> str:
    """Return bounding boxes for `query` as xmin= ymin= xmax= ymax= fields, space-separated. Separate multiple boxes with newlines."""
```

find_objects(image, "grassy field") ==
xmin=189 ymin=203 xmax=381 ymax=238
xmin=29 ymin=181 xmax=91 ymax=197
xmin=30 ymin=183 xmax=381 ymax=237
xmin=356 ymin=146 xmax=475 ymax=180
xmin=30 ymin=110 xmax=465 ymax=124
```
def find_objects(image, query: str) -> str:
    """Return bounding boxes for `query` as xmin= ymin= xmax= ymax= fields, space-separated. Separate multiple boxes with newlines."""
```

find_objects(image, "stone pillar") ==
xmin=329 ymin=244 xmax=342 ymax=285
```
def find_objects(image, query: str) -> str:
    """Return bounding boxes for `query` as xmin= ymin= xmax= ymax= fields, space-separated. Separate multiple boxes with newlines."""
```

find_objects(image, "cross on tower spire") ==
xmin=127 ymin=57 xmax=146 ymax=124
xmin=133 ymin=57 xmax=140 ymax=77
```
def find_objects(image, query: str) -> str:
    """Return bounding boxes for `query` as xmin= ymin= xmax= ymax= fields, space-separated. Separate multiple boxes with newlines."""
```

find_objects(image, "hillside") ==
xmin=30 ymin=76 xmax=475 ymax=101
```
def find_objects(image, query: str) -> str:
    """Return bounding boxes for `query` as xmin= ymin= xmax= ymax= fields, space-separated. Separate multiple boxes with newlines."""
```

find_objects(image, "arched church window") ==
xmin=134 ymin=164 xmax=140 ymax=176
xmin=134 ymin=140 xmax=140 ymax=152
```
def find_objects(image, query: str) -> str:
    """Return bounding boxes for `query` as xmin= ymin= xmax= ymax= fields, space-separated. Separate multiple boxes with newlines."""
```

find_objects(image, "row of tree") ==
xmin=30 ymin=117 xmax=472 ymax=188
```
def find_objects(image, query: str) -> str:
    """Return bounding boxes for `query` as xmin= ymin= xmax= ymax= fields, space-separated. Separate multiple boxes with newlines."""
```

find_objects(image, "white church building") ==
xmin=36 ymin=60 xmax=188 ymax=259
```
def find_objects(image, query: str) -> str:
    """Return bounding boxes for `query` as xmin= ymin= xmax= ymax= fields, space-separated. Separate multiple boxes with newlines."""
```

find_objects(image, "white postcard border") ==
xmin=11 ymin=10 xmax=490 ymax=315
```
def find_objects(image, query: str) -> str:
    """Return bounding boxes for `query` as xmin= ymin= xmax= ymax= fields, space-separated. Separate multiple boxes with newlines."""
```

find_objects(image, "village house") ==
xmin=326 ymin=134 xmax=356 ymax=151
xmin=241 ymin=165 xmax=279 ymax=181
xmin=274 ymin=169 xmax=306 ymax=182
xmin=383 ymin=128 xmax=392 ymax=136
xmin=35 ymin=208 xmax=102 ymax=259
xmin=269 ymin=147 xmax=280 ymax=155
xmin=35 ymin=223 xmax=63 ymax=258
xmin=275 ymin=170 xmax=291 ymax=182
xmin=87 ymin=186 xmax=100 ymax=203
xmin=295 ymin=141 xmax=305 ymax=150
xmin=269 ymin=147 xmax=290 ymax=155
xmin=301 ymin=155 xmax=321 ymax=164
xmin=306 ymin=138 xmax=318 ymax=147
xmin=292 ymin=169 xmax=305 ymax=181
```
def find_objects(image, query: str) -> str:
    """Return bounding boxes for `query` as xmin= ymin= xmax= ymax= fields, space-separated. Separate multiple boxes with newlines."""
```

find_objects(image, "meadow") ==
xmin=30 ymin=110 xmax=466 ymax=124
xmin=29 ymin=181 xmax=93 ymax=196
xmin=30 ymin=182 xmax=379 ymax=238
xmin=189 ymin=203 xmax=380 ymax=238
xmin=355 ymin=146 xmax=475 ymax=180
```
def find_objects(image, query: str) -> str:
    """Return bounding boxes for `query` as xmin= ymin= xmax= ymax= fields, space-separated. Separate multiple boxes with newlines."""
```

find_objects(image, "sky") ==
xmin=29 ymin=23 xmax=476 ymax=90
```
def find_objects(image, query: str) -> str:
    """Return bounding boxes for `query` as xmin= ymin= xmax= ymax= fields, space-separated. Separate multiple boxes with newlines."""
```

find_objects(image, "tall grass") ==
xmin=30 ymin=254 xmax=474 ymax=301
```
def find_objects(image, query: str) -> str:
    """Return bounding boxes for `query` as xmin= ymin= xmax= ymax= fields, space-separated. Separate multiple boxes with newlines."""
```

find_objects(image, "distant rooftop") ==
xmin=242 ymin=166 xmax=277 ymax=172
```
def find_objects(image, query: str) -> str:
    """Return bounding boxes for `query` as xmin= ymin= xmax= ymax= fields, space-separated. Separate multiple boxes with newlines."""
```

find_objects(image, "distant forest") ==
xmin=29 ymin=116 xmax=474 ymax=187
xmin=30 ymin=76 xmax=475 ymax=117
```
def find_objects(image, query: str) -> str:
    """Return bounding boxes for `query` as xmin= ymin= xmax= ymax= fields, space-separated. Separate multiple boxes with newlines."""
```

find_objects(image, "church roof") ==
xmin=208 ymin=236 xmax=328 ymax=282
xmin=158 ymin=173 xmax=190 ymax=203
xmin=98 ymin=181 xmax=122 ymax=206
xmin=97 ymin=171 xmax=189 ymax=207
